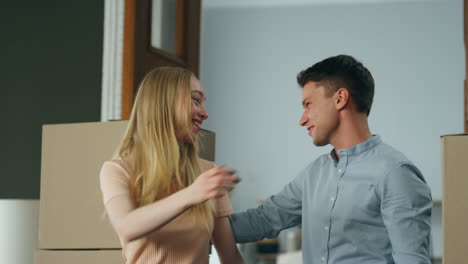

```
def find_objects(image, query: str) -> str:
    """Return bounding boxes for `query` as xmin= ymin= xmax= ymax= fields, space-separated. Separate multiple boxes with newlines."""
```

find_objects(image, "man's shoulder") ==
xmin=371 ymin=141 xmax=417 ymax=172
xmin=375 ymin=142 xmax=411 ymax=161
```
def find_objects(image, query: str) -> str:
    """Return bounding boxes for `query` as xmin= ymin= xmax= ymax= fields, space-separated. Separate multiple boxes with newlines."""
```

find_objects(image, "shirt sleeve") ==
xmin=99 ymin=160 xmax=132 ymax=205
xmin=228 ymin=169 xmax=305 ymax=243
xmin=380 ymin=162 xmax=432 ymax=264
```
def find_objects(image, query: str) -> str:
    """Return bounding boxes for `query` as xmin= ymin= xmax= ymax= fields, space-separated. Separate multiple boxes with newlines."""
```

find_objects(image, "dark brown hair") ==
xmin=297 ymin=55 xmax=375 ymax=116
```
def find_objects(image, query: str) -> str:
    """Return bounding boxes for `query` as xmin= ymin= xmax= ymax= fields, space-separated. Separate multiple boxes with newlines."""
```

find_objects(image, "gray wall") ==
xmin=1 ymin=1 xmax=104 ymax=199
xmin=201 ymin=0 xmax=463 ymax=209
xmin=201 ymin=0 xmax=464 ymax=258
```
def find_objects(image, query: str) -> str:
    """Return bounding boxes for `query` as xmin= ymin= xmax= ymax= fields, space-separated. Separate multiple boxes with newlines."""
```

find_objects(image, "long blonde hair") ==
xmin=114 ymin=67 xmax=214 ymax=231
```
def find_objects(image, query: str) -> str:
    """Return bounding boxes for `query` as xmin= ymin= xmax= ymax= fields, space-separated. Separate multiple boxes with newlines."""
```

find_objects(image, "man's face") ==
xmin=299 ymin=81 xmax=339 ymax=146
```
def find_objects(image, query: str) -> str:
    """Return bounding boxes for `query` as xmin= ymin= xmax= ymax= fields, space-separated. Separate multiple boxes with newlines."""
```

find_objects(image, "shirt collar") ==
xmin=330 ymin=135 xmax=382 ymax=160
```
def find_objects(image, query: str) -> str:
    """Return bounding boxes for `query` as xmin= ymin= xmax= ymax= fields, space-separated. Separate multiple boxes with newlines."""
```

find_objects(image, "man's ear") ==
xmin=334 ymin=88 xmax=350 ymax=111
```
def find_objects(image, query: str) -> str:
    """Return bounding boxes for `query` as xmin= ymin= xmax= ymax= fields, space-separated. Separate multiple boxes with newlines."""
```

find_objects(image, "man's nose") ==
xmin=299 ymin=112 xmax=307 ymax=126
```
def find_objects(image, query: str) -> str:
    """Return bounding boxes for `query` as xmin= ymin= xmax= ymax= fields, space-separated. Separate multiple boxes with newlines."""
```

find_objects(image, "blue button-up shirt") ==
xmin=229 ymin=135 xmax=432 ymax=264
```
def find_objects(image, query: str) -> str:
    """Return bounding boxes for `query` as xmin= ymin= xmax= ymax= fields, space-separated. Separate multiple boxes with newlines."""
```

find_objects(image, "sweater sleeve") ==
xmin=99 ymin=160 xmax=132 ymax=205
xmin=199 ymin=159 xmax=235 ymax=217
xmin=215 ymin=193 xmax=234 ymax=217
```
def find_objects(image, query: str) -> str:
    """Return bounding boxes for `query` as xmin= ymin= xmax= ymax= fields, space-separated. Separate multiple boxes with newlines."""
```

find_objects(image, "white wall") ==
xmin=200 ymin=0 xmax=464 ymax=258
xmin=0 ymin=200 xmax=39 ymax=264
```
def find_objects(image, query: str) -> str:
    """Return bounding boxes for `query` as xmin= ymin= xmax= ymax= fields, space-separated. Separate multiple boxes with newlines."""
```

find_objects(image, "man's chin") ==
xmin=312 ymin=138 xmax=327 ymax=147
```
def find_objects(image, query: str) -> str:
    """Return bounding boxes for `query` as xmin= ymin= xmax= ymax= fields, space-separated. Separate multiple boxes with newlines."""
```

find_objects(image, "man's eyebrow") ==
xmin=191 ymin=90 xmax=207 ymax=100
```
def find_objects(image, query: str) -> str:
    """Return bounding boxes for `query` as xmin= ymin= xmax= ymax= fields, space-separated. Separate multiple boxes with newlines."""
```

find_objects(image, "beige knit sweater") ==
xmin=100 ymin=160 xmax=233 ymax=264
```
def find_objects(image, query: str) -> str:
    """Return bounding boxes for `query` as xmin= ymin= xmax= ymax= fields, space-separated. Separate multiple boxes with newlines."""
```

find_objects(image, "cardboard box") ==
xmin=36 ymin=249 xmax=123 ymax=264
xmin=38 ymin=121 xmax=215 ymax=249
xmin=441 ymin=134 xmax=468 ymax=263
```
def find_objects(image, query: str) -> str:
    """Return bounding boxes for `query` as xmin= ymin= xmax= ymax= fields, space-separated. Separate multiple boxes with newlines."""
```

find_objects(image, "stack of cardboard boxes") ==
xmin=36 ymin=121 xmax=215 ymax=263
xmin=441 ymin=134 xmax=468 ymax=263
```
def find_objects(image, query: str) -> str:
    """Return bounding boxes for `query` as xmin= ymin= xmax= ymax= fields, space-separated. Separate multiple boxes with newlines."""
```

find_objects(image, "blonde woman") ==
xmin=99 ymin=67 xmax=244 ymax=264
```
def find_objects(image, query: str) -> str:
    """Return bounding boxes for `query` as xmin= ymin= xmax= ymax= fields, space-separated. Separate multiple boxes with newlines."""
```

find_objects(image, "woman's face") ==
xmin=189 ymin=76 xmax=208 ymax=135
xmin=175 ymin=76 xmax=208 ymax=142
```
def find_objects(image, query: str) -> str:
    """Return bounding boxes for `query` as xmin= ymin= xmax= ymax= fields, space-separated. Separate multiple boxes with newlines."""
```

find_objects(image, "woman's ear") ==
xmin=335 ymin=88 xmax=350 ymax=111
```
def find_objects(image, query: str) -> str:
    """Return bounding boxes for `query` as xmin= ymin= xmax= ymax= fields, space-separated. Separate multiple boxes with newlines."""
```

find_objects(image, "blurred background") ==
xmin=1 ymin=0 xmax=464 ymax=263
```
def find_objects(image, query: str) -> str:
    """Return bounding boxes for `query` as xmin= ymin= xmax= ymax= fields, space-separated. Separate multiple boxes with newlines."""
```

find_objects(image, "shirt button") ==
xmin=338 ymin=169 xmax=343 ymax=173
xmin=330 ymin=197 xmax=335 ymax=201
xmin=321 ymin=256 xmax=326 ymax=261
xmin=324 ymin=226 xmax=329 ymax=231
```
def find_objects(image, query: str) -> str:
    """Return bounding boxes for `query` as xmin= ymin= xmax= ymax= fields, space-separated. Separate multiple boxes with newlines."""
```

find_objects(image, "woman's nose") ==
xmin=200 ymin=106 xmax=208 ymax=120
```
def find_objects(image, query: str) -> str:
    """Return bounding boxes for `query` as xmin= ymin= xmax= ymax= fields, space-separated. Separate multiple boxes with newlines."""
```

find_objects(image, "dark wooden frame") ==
xmin=121 ymin=0 xmax=201 ymax=120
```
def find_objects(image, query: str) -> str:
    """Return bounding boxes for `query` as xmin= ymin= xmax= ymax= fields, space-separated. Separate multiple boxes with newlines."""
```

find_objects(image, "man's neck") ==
xmin=331 ymin=114 xmax=372 ymax=159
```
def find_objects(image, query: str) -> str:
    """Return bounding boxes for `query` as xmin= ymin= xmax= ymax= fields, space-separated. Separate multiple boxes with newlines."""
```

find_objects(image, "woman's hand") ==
xmin=186 ymin=166 xmax=240 ymax=205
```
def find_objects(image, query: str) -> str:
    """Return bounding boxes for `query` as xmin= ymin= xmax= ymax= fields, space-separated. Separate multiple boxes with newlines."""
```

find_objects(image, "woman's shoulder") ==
xmin=100 ymin=159 xmax=133 ymax=204
xmin=101 ymin=159 xmax=133 ymax=178
xmin=199 ymin=158 xmax=216 ymax=172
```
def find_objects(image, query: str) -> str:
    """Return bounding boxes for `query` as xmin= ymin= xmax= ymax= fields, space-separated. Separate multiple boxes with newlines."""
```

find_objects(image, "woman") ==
xmin=100 ymin=67 xmax=244 ymax=263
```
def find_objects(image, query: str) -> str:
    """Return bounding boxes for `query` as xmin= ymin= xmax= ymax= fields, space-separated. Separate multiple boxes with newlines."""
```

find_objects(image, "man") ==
xmin=229 ymin=55 xmax=432 ymax=264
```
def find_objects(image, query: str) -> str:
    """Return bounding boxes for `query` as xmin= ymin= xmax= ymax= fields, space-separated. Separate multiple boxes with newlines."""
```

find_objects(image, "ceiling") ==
xmin=203 ymin=0 xmax=442 ymax=8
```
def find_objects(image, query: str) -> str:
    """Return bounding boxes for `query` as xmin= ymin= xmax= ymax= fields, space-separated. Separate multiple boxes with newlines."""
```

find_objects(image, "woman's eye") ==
xmin=192 ymin=97 xmax=200 ymax=103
